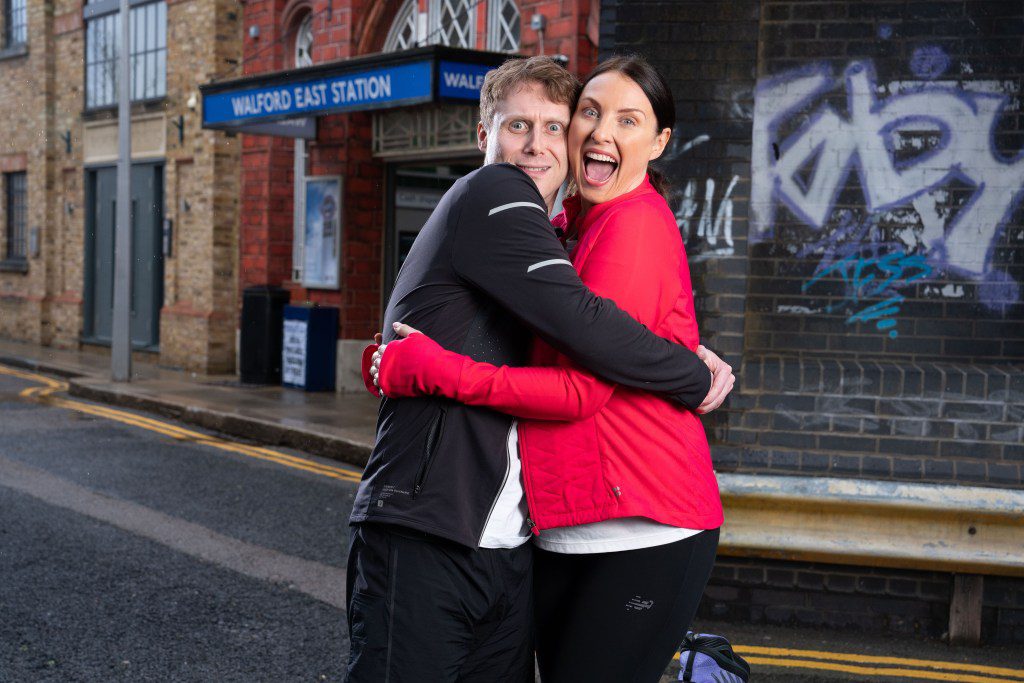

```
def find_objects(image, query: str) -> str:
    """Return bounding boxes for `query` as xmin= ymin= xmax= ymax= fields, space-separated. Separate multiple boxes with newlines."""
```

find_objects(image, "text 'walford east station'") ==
xmin=201 ymin=47 xmax=504 ymax=129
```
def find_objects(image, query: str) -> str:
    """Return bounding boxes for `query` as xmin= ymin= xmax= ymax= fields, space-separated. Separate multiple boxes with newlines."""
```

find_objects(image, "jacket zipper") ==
xmin=412 ymin=408 xmax=446 ymax=498
xmin=477 ymin=421 xmax=516 ymax=546
xmin=518 ymin=424 xmax=541 ymax=536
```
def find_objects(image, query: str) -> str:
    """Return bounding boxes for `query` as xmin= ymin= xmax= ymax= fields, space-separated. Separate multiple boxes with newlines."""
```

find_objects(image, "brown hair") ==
xmin=578 ymin=54 xmax=676 ymax=197
xmin=479 ymin=56 xmax=581 ymax=128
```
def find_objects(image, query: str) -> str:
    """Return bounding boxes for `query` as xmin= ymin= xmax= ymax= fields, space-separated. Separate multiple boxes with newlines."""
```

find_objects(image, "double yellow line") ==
xmin=729 ymin=645 xmax=1024 ymax=682
xmin=0 ymin=364 xmax=363 ymax=484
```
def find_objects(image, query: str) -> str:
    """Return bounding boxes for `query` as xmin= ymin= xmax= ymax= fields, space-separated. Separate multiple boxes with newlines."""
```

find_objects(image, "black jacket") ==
xmin=350 ymin=164 xmax=712 ymax=548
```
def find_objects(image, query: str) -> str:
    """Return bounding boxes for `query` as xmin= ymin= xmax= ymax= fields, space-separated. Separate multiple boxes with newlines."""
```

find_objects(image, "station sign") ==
xmin=201 ymin=46 xmax=511 ymax=133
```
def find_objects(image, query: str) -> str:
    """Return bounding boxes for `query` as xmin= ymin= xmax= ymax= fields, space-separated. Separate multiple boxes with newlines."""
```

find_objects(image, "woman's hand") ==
xmin=370 ymin=323 xmax=421 ymax=395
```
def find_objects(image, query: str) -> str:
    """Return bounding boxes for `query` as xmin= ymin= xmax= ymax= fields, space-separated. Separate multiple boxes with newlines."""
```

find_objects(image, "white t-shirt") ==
xmin=533 ymin=517 xmax=702 ymax=554
xmin=481 ymin=426 xmax=701 ymax=553
xmin=478 ymin=421 xmax=532 ymax=549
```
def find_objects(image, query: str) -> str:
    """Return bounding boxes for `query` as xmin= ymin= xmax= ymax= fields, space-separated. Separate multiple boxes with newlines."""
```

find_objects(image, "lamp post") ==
xmin=111 ymin=0 xmax=132 ymax=381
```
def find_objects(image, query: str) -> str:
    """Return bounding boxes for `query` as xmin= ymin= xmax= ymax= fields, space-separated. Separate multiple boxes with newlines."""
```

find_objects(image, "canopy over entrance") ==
xmin=199 ymin=45 xmax=510 ymax=137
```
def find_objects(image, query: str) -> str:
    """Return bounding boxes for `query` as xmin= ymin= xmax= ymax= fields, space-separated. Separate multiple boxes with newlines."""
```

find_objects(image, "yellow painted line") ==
xmin=0 ymin=365 xmax=66 ymax=390
xmin=736 ymin=645 xmax=1024 ymax=679
xmin=744 ymin=656 xmax=1023 ymax=683
xmin=61 ymin=401 xmax=364 ymax=483
xmin=676 ymin=641 xmax=1023 ymax=681
xmin=49 ymin=396 xmax=364 ymax=483
xmin=673 ymin=645 xmax=1024 ymax=681
xmin=0 ymin=364 xmax=363 ymax=483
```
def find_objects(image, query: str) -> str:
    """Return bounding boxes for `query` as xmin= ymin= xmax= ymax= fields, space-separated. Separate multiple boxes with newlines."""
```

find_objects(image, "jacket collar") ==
xmin=563 ymin=175 xmax=658 ymax=239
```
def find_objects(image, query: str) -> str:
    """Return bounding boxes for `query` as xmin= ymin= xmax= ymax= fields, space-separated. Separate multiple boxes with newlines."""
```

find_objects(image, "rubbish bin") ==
xmin=240 ymin=285 xmax=291 ymax=385
xmin=282 ymin=304 xmax=339 ymax=392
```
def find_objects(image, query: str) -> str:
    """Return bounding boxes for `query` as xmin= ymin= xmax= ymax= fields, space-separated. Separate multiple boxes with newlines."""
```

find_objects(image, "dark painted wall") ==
xmin=600 ymin=0 xmax=1024 ymax=643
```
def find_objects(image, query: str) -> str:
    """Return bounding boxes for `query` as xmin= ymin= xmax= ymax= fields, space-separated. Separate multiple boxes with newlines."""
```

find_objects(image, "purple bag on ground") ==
xmin=678 ymin=632 xmax=750 ymax=683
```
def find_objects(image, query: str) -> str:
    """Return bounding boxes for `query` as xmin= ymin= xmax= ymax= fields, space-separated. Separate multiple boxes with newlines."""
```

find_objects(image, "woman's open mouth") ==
xmin=582 ymin=151 xmax=618 ymax=186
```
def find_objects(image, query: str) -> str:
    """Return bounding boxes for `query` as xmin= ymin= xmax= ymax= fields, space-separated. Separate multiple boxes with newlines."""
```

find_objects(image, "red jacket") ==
xmin=374 ymin=177 xmax=723 ymax=533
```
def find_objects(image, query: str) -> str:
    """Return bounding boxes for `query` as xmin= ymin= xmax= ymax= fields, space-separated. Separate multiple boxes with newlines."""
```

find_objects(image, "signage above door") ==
xmin=200 ymin=46 xmax=514 ymax=134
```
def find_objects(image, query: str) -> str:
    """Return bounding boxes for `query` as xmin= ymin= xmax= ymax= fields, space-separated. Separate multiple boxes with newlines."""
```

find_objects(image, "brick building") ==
xmin=0 ymin=0 xmax=241 ymax=372
xmin=603 ymin=0 xmax=1024 ymax=643
xmin=203 ymin=0 xmax=600 ymax=387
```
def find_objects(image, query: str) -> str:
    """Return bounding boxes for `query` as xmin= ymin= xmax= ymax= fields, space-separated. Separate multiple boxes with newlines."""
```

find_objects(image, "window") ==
xmin=3 ymin=0 xmax=26 ymax=47
xmin=429 ymin=0 xmax=474 ymax=49
xmin=487 ymin=0 xmax=519 ymax=53
xmin=85 ymin=0 xmax=167 ymax=108
xmin=383 ymin=0 xmax=520 ymax=54
xmin=294 ymin=13 xmax=314 ymax=67
xmin=383 ymin=0 xmax=417 ymax=52
xmin=5 ymin=172 xmax=26 ymax=261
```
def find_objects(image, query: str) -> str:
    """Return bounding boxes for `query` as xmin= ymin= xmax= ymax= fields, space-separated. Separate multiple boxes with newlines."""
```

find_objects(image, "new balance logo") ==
xmin=626 ymin=595 xmax=654 ymax=611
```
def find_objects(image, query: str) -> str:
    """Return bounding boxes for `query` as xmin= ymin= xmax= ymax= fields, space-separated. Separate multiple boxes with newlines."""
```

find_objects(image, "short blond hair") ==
xmin=479 ymin=56 xmax=581 ymax=127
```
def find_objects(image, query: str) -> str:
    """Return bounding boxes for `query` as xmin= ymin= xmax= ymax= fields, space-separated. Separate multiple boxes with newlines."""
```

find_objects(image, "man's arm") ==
xmin=450 ymin=164 xmax=711 ymax=408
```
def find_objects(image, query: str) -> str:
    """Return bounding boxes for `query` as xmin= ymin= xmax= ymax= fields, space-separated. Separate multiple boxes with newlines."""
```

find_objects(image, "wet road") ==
xmin=1 ymin=365 xmax=1021 ymax=683
xmin=0 ymin=367 xmax=358 ymax=681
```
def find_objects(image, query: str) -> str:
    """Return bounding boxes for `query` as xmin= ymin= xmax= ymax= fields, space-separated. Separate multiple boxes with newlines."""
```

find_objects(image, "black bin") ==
xmin=240 ymin=285 xmax=291 ymax=384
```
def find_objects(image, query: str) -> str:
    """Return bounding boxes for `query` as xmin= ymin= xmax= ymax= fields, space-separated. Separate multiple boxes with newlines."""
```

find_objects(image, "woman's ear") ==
xmin=649 ymin=127 xmax=672 ymax=161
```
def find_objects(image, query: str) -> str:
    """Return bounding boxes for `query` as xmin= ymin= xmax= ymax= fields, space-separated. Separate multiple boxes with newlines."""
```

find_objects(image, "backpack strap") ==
xmin=681 ymin=646 xmax=698 ymax=682
xmin=683 ymin=634 xmax=751 ymax=681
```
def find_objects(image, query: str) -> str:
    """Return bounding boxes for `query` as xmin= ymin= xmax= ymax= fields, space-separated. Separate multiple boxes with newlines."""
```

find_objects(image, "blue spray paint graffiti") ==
xmin=909 ymin=45 xmax=950 ymax=80
xmin=797 ymin=212 xmax=933 ymax=337
xmin=751 ymin=55 xmax=1024 ymax=325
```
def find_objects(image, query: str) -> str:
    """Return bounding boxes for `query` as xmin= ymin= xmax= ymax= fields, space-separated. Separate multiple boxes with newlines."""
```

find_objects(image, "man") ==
xmin=346 ymin=57 xmax=733 ymax=682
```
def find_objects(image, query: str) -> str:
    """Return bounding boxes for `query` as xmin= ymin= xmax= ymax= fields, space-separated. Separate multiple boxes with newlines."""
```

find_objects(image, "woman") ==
xmin=370 ymin=55 xmax=726 ymax=682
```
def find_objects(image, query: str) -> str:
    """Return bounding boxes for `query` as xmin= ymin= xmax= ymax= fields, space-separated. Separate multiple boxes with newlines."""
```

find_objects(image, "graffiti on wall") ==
xmin=667 ymin=134 xmax=741 ymax=261
xmin=793 ymin=210 xmax=934 ymax=337
xmin=751 ymin=52 xmax=1024 ymax=334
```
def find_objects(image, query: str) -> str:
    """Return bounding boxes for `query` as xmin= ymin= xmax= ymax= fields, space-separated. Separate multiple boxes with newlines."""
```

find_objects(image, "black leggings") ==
xmin=534 ymin=528 xmax=720 ymax=683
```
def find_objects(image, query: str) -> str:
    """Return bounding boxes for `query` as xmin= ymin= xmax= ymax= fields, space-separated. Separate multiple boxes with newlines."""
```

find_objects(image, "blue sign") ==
xmin=438 ymin=60 xmax=493 ymax=100
xmin=203 ymin=60 xmax=433 ymax=127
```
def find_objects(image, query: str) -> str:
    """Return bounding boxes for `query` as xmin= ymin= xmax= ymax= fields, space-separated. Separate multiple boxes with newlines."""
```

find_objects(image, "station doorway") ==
xmin=384 ymin=160 xmax=479 ymax=300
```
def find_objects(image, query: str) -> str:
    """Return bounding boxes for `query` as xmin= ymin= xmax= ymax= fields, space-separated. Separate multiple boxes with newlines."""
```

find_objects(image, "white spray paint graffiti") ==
xmin=751 ymin=59 xmax=1024 ymax=309
xmin=669 ymin=134 xmax=741 ymax=260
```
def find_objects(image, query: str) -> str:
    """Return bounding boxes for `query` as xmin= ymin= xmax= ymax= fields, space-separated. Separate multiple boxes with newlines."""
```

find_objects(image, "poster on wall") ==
xmin=302 ymin=176 xmax=342 ymax=289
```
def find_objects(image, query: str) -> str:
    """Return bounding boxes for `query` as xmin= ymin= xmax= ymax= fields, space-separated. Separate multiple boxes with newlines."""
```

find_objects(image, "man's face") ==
xmin=478 ymin=81 xmax=570 ymax=210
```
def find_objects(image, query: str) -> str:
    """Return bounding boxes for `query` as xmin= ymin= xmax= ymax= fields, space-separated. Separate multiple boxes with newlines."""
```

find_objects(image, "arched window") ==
xmin=383 ymin=0 xmax=418 ymax=52
xmin=487 ymin=0 xmax=519 ymax=53
xmin=428 ymin=0 xmax=475 ymax=49
xmin=382 ymin=0 xmax=519 ymax=53
xmin=294 ymin=13 xmax=314 ymax=67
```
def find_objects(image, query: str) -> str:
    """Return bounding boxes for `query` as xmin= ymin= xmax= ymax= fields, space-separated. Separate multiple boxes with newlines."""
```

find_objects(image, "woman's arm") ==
xmin=370 ymin=202 xmax=687 ymax=421
xmin=373 ymin=331 xmax=613 ymax=421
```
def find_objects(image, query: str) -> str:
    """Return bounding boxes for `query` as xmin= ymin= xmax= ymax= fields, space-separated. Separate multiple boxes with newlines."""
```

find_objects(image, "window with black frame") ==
xmin=5 ymin=172 xmax=27 ymax=262
xmin=84 ymin=0 xmax=166 ymax=108
xmin=3 ymin=0 xmax=27 ymax=47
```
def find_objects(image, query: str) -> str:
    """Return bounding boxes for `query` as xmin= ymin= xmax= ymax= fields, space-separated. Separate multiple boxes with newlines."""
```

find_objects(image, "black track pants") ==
xmin=344 ymin=523 xmax=535 ymax=683
xmin=534 ymin=528 xmax=720 ymax=683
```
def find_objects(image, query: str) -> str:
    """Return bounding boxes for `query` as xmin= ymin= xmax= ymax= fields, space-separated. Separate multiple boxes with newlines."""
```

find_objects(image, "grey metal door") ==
xmin=85 ymin=164 xmax=164 ymax=348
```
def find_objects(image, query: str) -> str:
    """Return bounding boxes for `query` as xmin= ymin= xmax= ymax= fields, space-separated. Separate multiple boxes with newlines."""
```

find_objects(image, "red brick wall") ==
xmin=238 ymin=0 xmax=594 ymax=339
